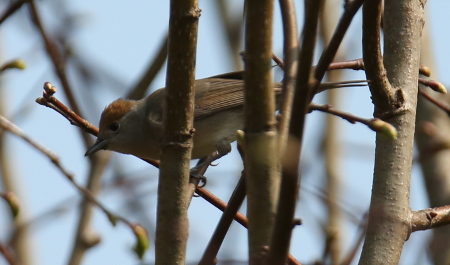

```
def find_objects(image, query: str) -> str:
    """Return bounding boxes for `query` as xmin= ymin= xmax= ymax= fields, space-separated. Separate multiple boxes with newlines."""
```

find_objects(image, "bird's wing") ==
xmin=144 ymin=77 xmax=282 ymax=121
xmin=194 ymin=78 xmax=247 ymax=119
xmin=194 ymin=77 xmax=284 ymax=119
xmin=208 ymin=71 xmax=245 ymax=80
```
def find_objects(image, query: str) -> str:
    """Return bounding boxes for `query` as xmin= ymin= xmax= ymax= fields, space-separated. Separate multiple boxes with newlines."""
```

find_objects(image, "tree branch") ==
xmin=155 ymin=1 xmax=200 ymax=264
xmin=243 ymin=0 xmax=279 ymax=264
xmin=359 ymin=0 xmax=425 ymax=264
xmin=269 ymin=1 xmax=323 ymax=264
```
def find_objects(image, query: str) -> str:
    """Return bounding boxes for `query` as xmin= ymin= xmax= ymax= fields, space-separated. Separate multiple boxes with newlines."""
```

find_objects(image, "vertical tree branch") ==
xmin=277 ymin=0 xmax=298 ymax=155
xmin=198 ymin=175 xmax=247 ymax=265
xmin=312 ymin=0 xmax=364 ymax=95
xmin=126 ymin=37 xmax=168 ymax=100
xmin=216 ymin=0 xmax=244 ymax=69
xmin=0 ymin=68 xmax=32 ymax=265
xmin=416 ymin=14 xmax=450 ymax=265
xmin=67 ymin=156 xmax=110 ymax=265
xmin=243 ymin=0 xmax=279 ymax=264
xmin=269 ymin=1 xmax=323 ymax=264
xmin=155 ymin=0 xmax=199 ymax=264
xmin=0 ymin=0 xmax=25 ymax=25
xmin=319 ymin=0 xmax=346 ymax=263
xmin=359 ymin=0 xmax=425 ymax=264
xmin=28 ymin=0 xmax=91 ymax=148
xmin=27 ymin=2 xmax=112 ymax=264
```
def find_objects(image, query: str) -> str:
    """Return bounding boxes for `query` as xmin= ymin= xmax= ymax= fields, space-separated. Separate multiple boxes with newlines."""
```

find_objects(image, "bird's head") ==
xmin=85 ymin=99 xmax=138 ymax=156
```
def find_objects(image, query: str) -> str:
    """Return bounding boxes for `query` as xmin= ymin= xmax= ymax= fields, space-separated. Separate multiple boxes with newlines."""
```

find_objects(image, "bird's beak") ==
xmin=85 ymin=138 xmax=110 ymax=156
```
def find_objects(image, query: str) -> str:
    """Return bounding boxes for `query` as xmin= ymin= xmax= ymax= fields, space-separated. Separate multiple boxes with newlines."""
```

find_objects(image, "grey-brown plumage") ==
xmin=85 ymin=76 xmax=280 ymax=160
xmin=85 ymin=72 xmax=365 ymax=160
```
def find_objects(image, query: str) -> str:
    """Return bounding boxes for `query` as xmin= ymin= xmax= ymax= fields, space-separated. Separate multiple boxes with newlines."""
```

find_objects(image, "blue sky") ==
xmin=1 ymin=1 xmax=449 ymax=264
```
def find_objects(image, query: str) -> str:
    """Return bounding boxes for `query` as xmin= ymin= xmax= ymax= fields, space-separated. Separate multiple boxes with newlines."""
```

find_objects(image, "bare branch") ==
xmin=412 ymin=205 xmax=450 ymax=232
xmin=0 ymin=0 xmax=25 ymax=25
xmin=155 ymin=1 xmax=200 ymax=264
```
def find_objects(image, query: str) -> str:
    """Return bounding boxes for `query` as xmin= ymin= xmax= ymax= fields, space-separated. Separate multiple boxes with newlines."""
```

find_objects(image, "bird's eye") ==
xmin=110 ymin=121 xmax=120 ymax=132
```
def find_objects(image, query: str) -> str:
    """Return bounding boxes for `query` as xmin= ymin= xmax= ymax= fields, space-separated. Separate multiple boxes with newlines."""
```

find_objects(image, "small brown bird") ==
xmin=85 ymin=72 xmax=365 ymax=160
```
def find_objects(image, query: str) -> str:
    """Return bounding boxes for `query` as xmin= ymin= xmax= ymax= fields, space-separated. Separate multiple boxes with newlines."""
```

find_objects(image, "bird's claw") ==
xmin=189 ymin=169 xmax=207 ymax=187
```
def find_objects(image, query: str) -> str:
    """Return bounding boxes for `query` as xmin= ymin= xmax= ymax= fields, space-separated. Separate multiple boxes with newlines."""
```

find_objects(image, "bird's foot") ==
xmin=189 ymin=168 xmax=207 ymax=187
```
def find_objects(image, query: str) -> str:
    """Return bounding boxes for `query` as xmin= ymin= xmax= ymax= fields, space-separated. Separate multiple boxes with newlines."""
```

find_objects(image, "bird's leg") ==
xmin=190 ymin=163 xmax=208 ymax=187
xmin=190 ymin=140 xmax=232 ymax=185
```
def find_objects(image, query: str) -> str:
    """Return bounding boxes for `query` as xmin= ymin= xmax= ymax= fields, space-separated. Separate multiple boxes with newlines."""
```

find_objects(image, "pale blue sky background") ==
xmin=1 ymin=1 xmax=450 ymax=264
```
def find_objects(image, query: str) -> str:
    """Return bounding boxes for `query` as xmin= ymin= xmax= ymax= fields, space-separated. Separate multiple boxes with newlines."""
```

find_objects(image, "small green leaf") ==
xmin=435 ymin=82 xmax=447 ymax=94
xmin=4 ymin=59 xmax=26 ymax=70
xmin=132 ymin=224 xmax=149 ymax=259
xmin=369 ymin=118 xmax=397 ymax=140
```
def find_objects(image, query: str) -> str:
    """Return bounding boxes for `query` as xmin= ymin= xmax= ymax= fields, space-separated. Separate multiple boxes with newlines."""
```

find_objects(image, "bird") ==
xmin=85 ymin=71 xmax=366 ymax=161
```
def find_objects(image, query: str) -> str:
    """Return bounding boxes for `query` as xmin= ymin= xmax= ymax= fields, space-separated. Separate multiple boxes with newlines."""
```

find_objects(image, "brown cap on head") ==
xmin=99 ymin=99 xmax=136 ymax=132
xmin=85 ymin=99 xmax=137 ymax=157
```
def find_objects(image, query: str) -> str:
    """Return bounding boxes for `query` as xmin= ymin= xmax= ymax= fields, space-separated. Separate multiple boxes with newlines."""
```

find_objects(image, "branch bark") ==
xmin=359 ymin=0 xmax=425 ymax=264
xmin=155 ymin=0 xmax=199 ymax=264
xmin=0 ymin=63 xmax=32 ymax=265
xmin=415 ymin=12 xmax=450 ymax=265
xmin=277 ymin=0 xmax=298 ymax=157
xmin=243 ymin=0 xmax=279 ymax=264
xmin=319 ymin=0 xmax=346 ymax=263
xmin=269 ymin=1 xmax=323 ymax=264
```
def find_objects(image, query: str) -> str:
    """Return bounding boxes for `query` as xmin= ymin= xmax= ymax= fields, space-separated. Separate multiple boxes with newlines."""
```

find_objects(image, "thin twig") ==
xmin=325 ymin=58 xmax=432 ymax=79
xmin=418 ymin=88 xmax=450 ymax=117
xmin=309 ymin=103 xmax=369 ymax=125
xmin=340 ymin=212 xmax=368 ymax=265
xmin=412 ymin=205 xmax=450 ymax=232
xmin=0 ymin=241 xmax=16 ymax=265
xmin=277 ymin=0 xmax=299 ymax=157
xmin=0 ymin=115 xmax=135 ymax=227
xmin=126 ymin=37 xmax=168 ymax=100
xmin=270 ymin=1 xmax=324 ymax=264
xmin=272 ymin=53 xmax=285 ymax=69
xmin=28 ymin=0 xmax=90 ymax=146
xmin=327 ymin=58 xmax=365 ymax=71
xmin=418 ymin=78 xmax=447 ymax=94
xmin=199 ymin=175 xmax=247 ymax=265
xmin=27 ymin=3 xmax=110 ymax=262
xmin=308 ymin=103 xmax=397 ymax=138
xmin=0 ymin=0 xmax=25 ymax=25
xmin=37 ymin=82 xmax=99 ymax=135
xmin=0 ymin=114 xmax=147 ymax=258
xmin=319 ymin=1 xmax=347 ymax=262
xmin=312 ymin=0 xmax=365 ymax=97
xmin=216 ymin=0 xmax=244 ymax=69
